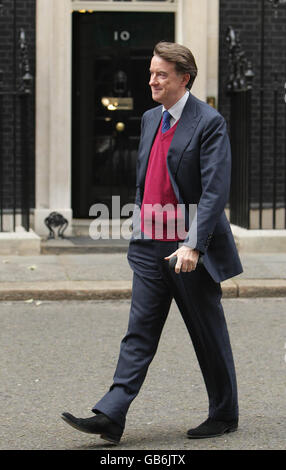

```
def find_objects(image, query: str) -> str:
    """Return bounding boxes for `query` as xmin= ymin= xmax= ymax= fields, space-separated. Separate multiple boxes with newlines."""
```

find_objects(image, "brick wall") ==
xmin=219 ymin=0 xmax=286 ymax=206
xmin=0 ymin=0 xmax=36 ymax=210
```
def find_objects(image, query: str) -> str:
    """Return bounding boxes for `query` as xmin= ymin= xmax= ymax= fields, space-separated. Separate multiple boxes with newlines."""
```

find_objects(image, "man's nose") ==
xmin=149 ymin=74 xmax=157 ymax=86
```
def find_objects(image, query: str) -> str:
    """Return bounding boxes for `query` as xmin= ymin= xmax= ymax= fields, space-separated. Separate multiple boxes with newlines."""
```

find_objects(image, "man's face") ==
xmin=149 ymin=55 xmax=189 ymax=109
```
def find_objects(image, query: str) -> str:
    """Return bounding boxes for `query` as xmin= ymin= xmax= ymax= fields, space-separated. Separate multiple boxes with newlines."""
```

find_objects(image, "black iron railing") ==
xmin=226 ymin=0 xmax=286 ymax=229
xmin=225 ymin=26 xmax=254 ymax=229
xmin=0 ymin=13 xmax=33 ymax=232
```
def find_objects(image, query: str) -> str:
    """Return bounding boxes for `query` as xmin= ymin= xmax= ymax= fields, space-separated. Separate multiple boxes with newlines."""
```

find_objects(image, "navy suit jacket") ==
xmin=132 ymin=92 xmax=243 ymax=283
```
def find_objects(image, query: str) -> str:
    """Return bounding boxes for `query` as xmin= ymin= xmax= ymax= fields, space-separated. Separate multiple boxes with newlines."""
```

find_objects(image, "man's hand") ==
xmin=165 ymin=246 xmax=200 ymax=274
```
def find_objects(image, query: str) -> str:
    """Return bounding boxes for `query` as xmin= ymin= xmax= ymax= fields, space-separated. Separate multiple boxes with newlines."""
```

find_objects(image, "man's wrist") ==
xmin=181 ymin=244 xmax=198 ymax=252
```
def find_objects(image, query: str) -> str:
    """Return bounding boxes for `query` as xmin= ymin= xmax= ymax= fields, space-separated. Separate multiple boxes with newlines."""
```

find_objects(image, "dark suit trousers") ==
xmin=92 ymin=240 xmax=238 ymax=429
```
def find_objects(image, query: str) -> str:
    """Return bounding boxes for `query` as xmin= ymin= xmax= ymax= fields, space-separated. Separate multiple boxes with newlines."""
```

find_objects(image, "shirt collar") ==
xmin=162 ymin=90 xmax=190 ymax=121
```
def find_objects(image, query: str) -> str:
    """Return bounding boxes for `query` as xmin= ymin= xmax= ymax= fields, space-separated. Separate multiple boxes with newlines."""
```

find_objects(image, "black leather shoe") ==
xmin=187 ymin=417 xmax=238 ymax=439
xmin=61 ymin=412 xmax=123 ymax=444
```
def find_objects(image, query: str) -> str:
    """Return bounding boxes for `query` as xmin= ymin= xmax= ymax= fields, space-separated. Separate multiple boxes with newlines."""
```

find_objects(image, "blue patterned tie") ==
xmin=162 ymin=110 xmax=171 ymax=134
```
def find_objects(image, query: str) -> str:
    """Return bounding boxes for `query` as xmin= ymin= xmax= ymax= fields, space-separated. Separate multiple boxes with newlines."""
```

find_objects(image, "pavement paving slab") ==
xmin=1 ymin=251 xmax=286 ymax=300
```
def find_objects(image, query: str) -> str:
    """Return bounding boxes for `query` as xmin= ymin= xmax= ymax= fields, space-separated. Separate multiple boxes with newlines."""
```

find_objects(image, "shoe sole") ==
xmin=100 ymin=433 xmax=120 ymax=445
xmin=61 ymin=415 xmax=120 ymax=445
xmin=187 ymin=426 xmax=238 ymax=439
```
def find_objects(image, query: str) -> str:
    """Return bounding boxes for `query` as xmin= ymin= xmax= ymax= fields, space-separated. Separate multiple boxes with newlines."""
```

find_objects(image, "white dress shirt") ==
xmin=162 ymin=90 xmax=190 ymax=127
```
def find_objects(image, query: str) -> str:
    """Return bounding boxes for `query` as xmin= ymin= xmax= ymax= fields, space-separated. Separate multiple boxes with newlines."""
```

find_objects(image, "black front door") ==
xmin=72 ymin=11 xmax=174 ymax=218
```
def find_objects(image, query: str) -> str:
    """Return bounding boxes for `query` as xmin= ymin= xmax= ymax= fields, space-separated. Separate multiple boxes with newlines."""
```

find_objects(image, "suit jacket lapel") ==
xmin=166 ymin=93 xmax=201 ymax=179
xmin=138 ymin=106 xmax=162 ymax=189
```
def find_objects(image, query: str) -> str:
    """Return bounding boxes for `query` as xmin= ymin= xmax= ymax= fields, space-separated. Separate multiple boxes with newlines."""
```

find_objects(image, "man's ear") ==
xmin=182 ymin=73 xmax=191 ymax=88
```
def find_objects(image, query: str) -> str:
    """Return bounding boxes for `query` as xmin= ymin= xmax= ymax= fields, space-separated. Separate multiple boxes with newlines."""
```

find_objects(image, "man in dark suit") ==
xmin=62 ymin=42 xmax=243 ymax=444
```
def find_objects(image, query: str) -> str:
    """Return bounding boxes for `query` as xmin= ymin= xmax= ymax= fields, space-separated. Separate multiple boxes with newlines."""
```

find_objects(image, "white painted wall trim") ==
xmin=35 ymin=0 xmax=72 ymax=236
xmin=71 ymin=1 xmax=178 ymax=12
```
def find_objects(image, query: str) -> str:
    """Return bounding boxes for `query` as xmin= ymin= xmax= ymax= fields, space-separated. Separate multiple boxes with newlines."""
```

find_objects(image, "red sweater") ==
xmin=141 ymin=119 xmax=184 ymax=240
